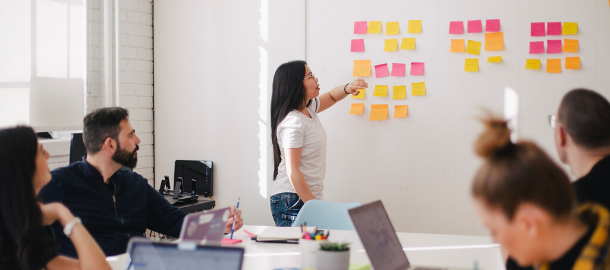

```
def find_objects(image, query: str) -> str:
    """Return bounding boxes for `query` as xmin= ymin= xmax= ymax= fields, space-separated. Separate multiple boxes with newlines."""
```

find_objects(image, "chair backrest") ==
xmin=69 ymin=133 xmax=86 ymax=164
xmin=292 ymin=200 xmax=362 ymax=230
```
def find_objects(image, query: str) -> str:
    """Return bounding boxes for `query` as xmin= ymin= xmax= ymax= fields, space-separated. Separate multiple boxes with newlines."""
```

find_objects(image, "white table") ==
xmin=107 ymin=225 xmax=505 ymax=270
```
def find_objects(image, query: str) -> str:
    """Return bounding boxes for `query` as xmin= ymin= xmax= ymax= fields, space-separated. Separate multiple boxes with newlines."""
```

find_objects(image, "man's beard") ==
xmin=112 ymin=142 xmax=139 ymax=169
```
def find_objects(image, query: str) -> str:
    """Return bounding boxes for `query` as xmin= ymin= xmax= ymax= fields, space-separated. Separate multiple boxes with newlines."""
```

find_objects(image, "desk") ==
xmin=173 ymin=197 xmax=215 ymax=213
xmin=107 ymin=225 xmax=505 ymax=270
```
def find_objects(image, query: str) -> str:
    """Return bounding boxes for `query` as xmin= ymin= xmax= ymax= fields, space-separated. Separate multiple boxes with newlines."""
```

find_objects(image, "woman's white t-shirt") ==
xmin=271 ymin=97 xmax=327 ymax=200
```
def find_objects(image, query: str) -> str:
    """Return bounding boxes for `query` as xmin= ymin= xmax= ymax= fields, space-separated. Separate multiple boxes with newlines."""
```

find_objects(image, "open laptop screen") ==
xmin=348 ymin=200 xmax=410 ymax=270
xmin=127 ymin=239 xmax=244 ymax=270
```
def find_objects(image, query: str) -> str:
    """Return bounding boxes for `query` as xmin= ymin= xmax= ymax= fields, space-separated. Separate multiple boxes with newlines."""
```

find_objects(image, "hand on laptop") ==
xmin=224 ymin=205 xmax=243 ymax=234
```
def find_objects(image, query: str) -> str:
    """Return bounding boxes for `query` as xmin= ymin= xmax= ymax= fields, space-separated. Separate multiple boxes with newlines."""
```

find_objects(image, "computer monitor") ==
xmin=69 ymin=133 xmax=87 ymax=164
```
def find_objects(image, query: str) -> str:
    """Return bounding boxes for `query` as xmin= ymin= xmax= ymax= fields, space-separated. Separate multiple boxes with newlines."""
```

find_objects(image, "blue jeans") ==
xmin=270 ymin=192 xmax=304 ymax=227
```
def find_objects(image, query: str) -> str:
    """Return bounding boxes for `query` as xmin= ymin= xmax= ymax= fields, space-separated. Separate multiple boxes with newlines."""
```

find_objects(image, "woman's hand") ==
xmin=347 ymin=78 xmax=369 ymax=96
xmin=39 ymin=202 xmax=75 ymax=227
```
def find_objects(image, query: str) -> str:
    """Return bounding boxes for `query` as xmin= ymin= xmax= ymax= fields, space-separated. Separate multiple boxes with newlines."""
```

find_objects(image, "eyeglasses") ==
xmin=304 ymin=74 xmax=317 ymax=81
xmin=548 ymin=114 xmax=557 ymax=128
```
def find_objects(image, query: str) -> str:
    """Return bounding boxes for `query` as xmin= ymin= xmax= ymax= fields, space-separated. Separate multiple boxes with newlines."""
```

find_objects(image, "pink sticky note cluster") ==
xmin=547 ymin=40 xmax=562 ymax=53
xmin=351 ymin=39 xmax=364 ymax=52
xmin=449 ymin=21 xmax=463 ymax=34
xmin=375 ymin=63 xmax=389 ymax=78
xmin=467 ymin=20 xmax=482 ymax=33
xmin=391 ymin=63 xmax=406 ymax=76
xmin=354 ymin=21 xmax=367 ymax=34
xmin=529 ymin=41 xmax=545 ymax=54
xmin=547 ymin=22 xmax=562 ymax=35
xmin=410 ymin=62 xmax=424 ymax=76
xmin=531 ymin=22 xmax=545 ymax=36
xmin=486 ymin=19 xmax=500 ymax=32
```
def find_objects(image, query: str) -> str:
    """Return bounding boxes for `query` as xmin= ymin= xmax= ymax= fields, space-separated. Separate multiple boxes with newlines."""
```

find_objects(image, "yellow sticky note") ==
xmin=384 ymin=39 xmax=398 ymax=52
xmin=465 ymin=40 xmax=482 ymax=55
xmin=563 ymin=39 xmax=579 ymax=53
xmin=353 ymin=60 xmax=371 ymax=76
xmin=485 ymin=32 xmax=504 ymax=51
xmin=373 ymin=85 xmax=388 ymax=97
xmin=349 ymin=103 xmax=364 ymax=114
xmin=546 ymin=59 xmax=562 ymax=73
xmin=411 ymin=82 xmax=426 ymax=96
xmin=450 ymin=39 xmax=465 ymax=53
xmin=368 ymin=21 xmax=382 ymax=34
xmin=393 ymin=86 xmax=406 ymax=100
xmin=525 ymin=59 xmax=541 ymax=70
xmin=565 ymin=57 xmax=581 ymax=69
xmin=386 ymin=22 xmax=399 ymax=35
xmin=401 ymin=38 xmax=415 ymax=50
xmin=369 ymin=104 xmax=389 ymax=121
xmin=464 ymin=58 xmax=479 ymax=72
xmin=351 ymin=89 xmax=366 ymax=99
xmin=562 ymin=22 xmax=578 ymax=35
xmin=394 ymin=105 xmax=409 ymax=118
xmin=407 ymin=20 xmax=422 ymax=33
xmin=487 ymin=56 xmax=502 ymax=62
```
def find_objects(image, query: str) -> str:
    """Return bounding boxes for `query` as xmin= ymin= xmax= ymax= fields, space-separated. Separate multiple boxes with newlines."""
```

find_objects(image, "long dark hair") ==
xmin=0 ymin=126 xmax=57 ymax=270
xmin=271 ymin=60 xmax=309 ymax=180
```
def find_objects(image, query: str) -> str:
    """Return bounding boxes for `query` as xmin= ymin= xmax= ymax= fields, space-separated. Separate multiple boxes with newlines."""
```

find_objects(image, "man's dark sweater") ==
xmin=38 ymin=160 xmax=187 ymax=257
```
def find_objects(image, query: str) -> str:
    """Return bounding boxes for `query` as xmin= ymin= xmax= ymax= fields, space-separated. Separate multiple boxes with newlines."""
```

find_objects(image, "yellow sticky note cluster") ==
xmin=407 ymin=20 xmax=422 ymax=33
xmin=393 ymin=86 xmax=407 ymax=100
xmin=368 ymin=21 xmax=382 ymax=34
xmin=465 ymin=40 xmax=482 ymax=55
xmin=386 ymin=22 xmax=399 ymax=35
xmin=411 ymin=82 xmax=426 ymax=96
xmin=401 ymin=38 xmax=415 ymax=50
xmin=349 ymin=103 xmax=364 ymax=115
xmin=484 ymin=32 xmax=504 ymax=51
xmin=464 ymin=58 xmax=479 ymax=72
xmin=353 ymin=60 xmax=371 ymax=76
xmin=394 ymin=105 xmax=409 ymax=118
xmin=384 ymin=39 xmax=398 ymax=52
xmin=525 ymin=59 xmax=541 ymax=70
xmin=370 ymin=104 xmax=389 ymax=121
xmin=373 ymin=85 xmax=388 ymax=97
xmin=351 ymin=89 xmax=366 ymax=99
xmin=546 ymin=59 xmax=561 ymax=73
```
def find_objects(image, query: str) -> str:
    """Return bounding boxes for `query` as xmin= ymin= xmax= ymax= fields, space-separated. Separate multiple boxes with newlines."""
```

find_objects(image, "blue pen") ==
xmin=230 ymin=198 xmax=240 ymax=240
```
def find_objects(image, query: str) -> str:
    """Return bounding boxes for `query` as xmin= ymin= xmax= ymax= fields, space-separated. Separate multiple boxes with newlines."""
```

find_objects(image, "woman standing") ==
xmin=0 ymin=126 xmax=110 ymax=270
xmin=270 ymin=60 xmax=368 ymax=226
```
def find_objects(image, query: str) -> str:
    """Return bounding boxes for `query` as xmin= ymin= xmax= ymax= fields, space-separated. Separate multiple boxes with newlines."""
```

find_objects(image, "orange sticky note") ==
xmin=394 ymin=105 xmax=408 ymax=118
xmin=393 ymin=86 xmax=407 ymax=100
xmin=373 ymin=85 xmax=388 ymax=97
xmin=411 ymin=82 xmax=426 ymax=96
xmin=353 ymin=60 xmax=371 ymax=76
xmin=351 ymin=89 xmax=366 ymax=99
xmin=525 ymin=59 xmax=541 ymax=70
xmin=369 ymin=104 xmax=388 ymax=121
xmin=368 ymin=21 xmax=382 ymax=34
xmin=464 ymin=58 xmax=479 ymax=72
xmin=465 ymin=40 xmax=482 ymax=55
xmin=563 ymin=39 xmax=579 ymax=53
xmin=386 ymin=22 xmax=399 ymax=35
xmin=407 ymin=20 xmax=422 ymax=33
xmin=401 ymin=38 xmax=415 ymax=50
xmin=565 ymin=57 xmax=580 ymax=69
xmin=450 ymin=39 xmax=465 ymax=52
xmin=546 ymin=59 xmax=561 ymax=73
xmin=485 ymin=32 xmax=504 ymax=51
xmin=349 ymin=103 xmax=364 ymax=114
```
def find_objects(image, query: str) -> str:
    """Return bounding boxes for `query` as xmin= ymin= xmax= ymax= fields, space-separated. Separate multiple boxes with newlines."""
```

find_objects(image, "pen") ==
xmin=230 ymin=198 xmax=240 ymax=240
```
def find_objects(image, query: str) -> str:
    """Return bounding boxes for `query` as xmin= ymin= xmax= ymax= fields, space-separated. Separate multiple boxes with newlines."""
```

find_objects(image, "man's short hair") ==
xmin=558 ymin=89 xmax=610 ymax=149
xmin=83 ymin=107 xmax=129 ymax=154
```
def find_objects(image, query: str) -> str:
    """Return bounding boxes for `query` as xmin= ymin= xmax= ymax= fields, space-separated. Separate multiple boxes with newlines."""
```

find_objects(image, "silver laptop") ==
xmin=125 ymin=237 xmax=244 ymax=270
xmin=179 ymin=206 xmax=230 ymax=245
xmin=348 ymin=200 xmax=451 ymax=270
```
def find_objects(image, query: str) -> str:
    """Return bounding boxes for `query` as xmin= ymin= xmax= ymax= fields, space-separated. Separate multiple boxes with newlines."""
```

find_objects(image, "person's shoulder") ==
xmin=279 ymin=111 xmax=305 ymax=128
xmin=117 ymin=168 xmax=149 ymax=185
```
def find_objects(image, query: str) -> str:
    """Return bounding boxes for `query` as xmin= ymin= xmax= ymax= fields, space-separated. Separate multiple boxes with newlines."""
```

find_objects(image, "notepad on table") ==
xmin=256 ymin=226 xmax=317 ymax=242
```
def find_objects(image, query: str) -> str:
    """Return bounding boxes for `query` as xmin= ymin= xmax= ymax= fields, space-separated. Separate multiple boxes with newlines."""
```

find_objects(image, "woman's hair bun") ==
xmin=474 ymin=116 xmax=512 ymax=158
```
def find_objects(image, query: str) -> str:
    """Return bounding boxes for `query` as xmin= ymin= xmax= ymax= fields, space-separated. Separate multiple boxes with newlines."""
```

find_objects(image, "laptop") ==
xmin=125 ymin=237 xmax=244 ymax=270
xmin=348 ymin=200 xmax=452 ymax=270
xmin=179 ymin=206 xmax=230 ymax=245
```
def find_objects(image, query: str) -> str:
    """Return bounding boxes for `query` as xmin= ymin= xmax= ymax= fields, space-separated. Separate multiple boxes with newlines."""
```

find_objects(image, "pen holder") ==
xmin=299 ymin=239 xmax=327 ymax=270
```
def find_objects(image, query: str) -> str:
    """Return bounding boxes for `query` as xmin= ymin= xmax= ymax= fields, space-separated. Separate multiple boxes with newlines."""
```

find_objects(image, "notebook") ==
xmin=255 ymin=226 xmax=317 ymax=243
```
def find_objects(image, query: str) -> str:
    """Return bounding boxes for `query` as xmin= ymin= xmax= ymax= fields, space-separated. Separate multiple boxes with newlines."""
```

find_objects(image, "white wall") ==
xmin=154 ymin=0 xmax=610 ymax=235
xmin=154 ymin=0 xmax=303 ymax=227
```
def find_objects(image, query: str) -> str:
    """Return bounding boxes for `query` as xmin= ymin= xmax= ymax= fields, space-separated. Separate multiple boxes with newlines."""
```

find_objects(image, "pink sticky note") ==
xmin=531 ymin=22 xmax=546 ymax=36
xmin=467 ymin=20 xmax=482 ymax=33
xmin=354 ymin=21 xmax=367 ymax=34
xmin=391 ymin=63 xmax=406 ymax=76
xmin=243 ymin=230 xmax=257 ymax=238
xmin=486 ymin=19 xmax=500 ymax=32
xmin=410 ymin=62 xmax=424 ymax=76
xmin=351 ymin=39 xmax=364 ymax=52
xmin=375 ymin=63 xmax=389 ymax=78
xmin=222 ymin=238 xmax=243 ymax=245
xmin=529 ymin=41 xmax=545 ymax=54
xmin=547 ymin=40 xmax=562 ymax=53
xmin=547 ymin=22 xmax=562 ymax=35
xmin=449 ymin=21 xmax=463 ymax=34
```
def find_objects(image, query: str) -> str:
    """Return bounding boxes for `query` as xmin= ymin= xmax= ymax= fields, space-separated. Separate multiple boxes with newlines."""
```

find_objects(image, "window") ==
xmin=0 ymin=0 xmax=85 ymax=132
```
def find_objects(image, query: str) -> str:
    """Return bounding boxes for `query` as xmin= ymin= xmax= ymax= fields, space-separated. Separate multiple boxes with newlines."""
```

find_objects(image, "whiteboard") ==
xmin=306 ymin=0 xmax=610 ymax=235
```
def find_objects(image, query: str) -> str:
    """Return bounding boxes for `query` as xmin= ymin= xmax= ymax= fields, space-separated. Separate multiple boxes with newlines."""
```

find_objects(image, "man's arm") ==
xmin=145 ymin=183 xmax=187 ymax=237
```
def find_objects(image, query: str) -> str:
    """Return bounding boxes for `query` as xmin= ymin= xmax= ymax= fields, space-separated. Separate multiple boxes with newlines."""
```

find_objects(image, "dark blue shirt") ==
xmin=38 ymin=160 xmax=186 ymax=257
